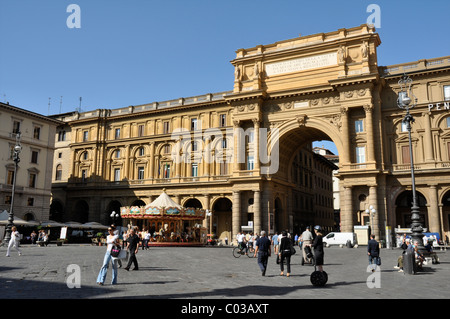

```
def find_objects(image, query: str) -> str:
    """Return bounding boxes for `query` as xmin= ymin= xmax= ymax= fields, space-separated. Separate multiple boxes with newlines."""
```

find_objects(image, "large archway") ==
xmin=50 ymin=200 xmax=64 ymax=222
xmin=73 ymin=200 xmax=89 ymax=223
xmin=212 ymin=197 xmax=232 ymax=242
xmin=442 ymin=190 xmax=450 ymax=243
xmin=395 ymin=191 xmax=428 ymax=229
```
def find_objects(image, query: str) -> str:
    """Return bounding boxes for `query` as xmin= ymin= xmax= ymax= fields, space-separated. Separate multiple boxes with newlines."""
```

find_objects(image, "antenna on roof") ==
xmin=48 ymin=97 xmax=51 ymax=115
xmin=60 ymin=96 xmax=63 ymax=113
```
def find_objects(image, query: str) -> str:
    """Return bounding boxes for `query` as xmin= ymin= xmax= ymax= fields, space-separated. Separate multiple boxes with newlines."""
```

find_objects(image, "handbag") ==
xmin=110 ymin=244 xmax=121 ymax=258
xmin=290 ymin=245 xmax=296 ymax=255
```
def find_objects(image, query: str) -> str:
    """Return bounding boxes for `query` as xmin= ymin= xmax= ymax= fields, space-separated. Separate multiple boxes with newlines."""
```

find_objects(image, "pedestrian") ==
xmin=124 ymin=227 xmax=139 ymax=271
xmin=96 ymin=226 xmax=120 ymax=285
xmin=111 ymin=224 xmax=123 ymax=268
xmin=6 ymin=226 xmax=22 ymax=257
xmin=367 ymin=234 xmax=380 ymax=272
xmin=278 ymin=230 xmax=293 ymax=277
xmin=312 ymin=225 xmax=324 ymax=272
xmin=272 ymin=232 xmax=279 ymax=255
xmin=300 ymin=226 xmax=313 ymax=262
xmin=254 ymin=230 xmax=271 ymax=276
xmin=30 ymin=230 xmax=37 ymax=245
xmin=143 ymin=229 xmax=151 ymax=250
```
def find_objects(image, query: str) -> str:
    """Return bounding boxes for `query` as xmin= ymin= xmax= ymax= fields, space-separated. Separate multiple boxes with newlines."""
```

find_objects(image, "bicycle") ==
xmin=233 ymin=244 xmax=254 ymax=258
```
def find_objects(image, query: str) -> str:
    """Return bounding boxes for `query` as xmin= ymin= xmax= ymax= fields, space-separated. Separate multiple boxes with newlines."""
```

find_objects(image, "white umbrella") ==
xmin=82 ymin=222 xmax=109 ymax=230
xmin=0 ymin=210 xmax=39 ymax=226
xmin=40 ymin=220 xmax=67 ymax=227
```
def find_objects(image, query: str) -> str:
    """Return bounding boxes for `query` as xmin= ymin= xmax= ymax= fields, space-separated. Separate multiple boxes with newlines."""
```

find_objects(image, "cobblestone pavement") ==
xmin=0 ymin=244 xmax=449 ymax=300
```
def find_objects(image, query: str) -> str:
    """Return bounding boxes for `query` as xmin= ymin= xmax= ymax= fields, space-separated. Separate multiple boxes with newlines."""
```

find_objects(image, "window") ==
xmin=401 ymin=120 xmax=408 ymax=132
xmin=115 ymin=128 xmax=121 ymax=139
xmin=247 ymin=156 xmax=254 ymax=170
xmin=58 ymin=152 xmax=62 ymax=158
xmin=192 ymin=141 xmax=198 ymax=152
xmin=58 ymin=130 xmax=66 ymax=141
xmin=355 ymin=146 xmax=366 ymax=163
xmin=444 ymin=85 xmax=450 ymax=101
xmin=355 ymin=120 xmax=364 ymax=133
xmin=447 ymin=117 xmax=450 ymax=128
xmin=28 ymin=173 xmax=37 ymax=188
xmin=222 ymin=138 xmax=227 ymax=149
xmin=55 ymin=165 xmax=62 ymax=181
xmin=82 ymin=152 xmax=88 ymax=160
xmin=12 ymin=120 xmax=20 ymax=134
xmin=82 ymin=169 xmax=87 ymax=182
xmin=246 ymin=130 xmax=254 ymax=143
xmin=138 ymin=125 xmax=145 ymax=137
xmin=191 ymin=118 xmax=198 ymax=131
xmin=82 ymin=131 xmax=88 ymax=142
xmin=402 ymin=145 xmax=411 ymax=164
xmin=192 ymin=163 xmax=198 ymax=177
xmin=163 ymin=164 xmax=170 ymax=178
xmin=220 ymin=162 xmax=228 ymax=175
xmin=114 ymin=168 xmax=121 ymax=181
xmin=115 ymin=149 xmax=120 ymax=158
xmin=5 ymin=195 xmax=11 ymax=205
xmin=137 ymin=167 xmax=145 ymax=180
xmin=7 ymin=170 xmax=14 ymax=185
xmin=138 ymin=147 xmax=145 ymax=156
xmin=163 ymin=121 xmax=170 ymax=134
xmin=163 ymin=145 xmax=171 ymax=154
xmin=220 ymin=114 xmax=226 ymax=127
xmin=31 ymin=151 xmax=39 ymax=164
xmin=27 ymin=198 xmax=34 ymax=206
xmin=33 ymin=126 xmax=40 ymax=139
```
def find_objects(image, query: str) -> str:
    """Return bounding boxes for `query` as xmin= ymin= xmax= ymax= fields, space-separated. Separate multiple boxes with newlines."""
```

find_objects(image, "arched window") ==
xmin=55 ymin=164 xmax=62 ymax=181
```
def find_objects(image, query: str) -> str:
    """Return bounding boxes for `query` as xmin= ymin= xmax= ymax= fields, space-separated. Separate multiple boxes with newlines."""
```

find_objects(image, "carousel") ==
xmin=120 ymin=190 xmax=207 ymax=246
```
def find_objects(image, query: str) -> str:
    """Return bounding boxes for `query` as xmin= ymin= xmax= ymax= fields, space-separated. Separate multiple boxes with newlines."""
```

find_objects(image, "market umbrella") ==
xmin=0 ymin=210 xmax=39 ymax=226
xmin=65 ymin=221 xmax=90 ymax=229
xmin=82 ymin=222 xmax=109 ymax=230
xmin=40 ymin=220 xmax=68 ymax=227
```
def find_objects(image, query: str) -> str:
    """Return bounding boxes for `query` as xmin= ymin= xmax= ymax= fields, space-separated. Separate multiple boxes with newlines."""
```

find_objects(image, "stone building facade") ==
xmin=50 ymin=24 xmax=450 ymax=243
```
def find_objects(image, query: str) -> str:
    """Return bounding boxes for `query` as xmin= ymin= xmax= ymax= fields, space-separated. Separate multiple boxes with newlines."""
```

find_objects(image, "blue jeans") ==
xmin=97 ymin=251 xmax=118 ymax=284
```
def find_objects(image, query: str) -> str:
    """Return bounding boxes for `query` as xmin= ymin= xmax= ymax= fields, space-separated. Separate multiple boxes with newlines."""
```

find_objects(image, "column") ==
xmin=428 ymin=185 xmax=440 ymax=233
xmin=203 ymin=194 xmax=210 ymax=231
xmin=232 ymin=191 xmax=241 ymax=245
xmin=423 ymin=112 xmax=434 ymax=162
xmin=253 ymin=119 xmax=260 ymax=173
xmin=253 ymin=189 xmax=261 ymax=235
xmin=369 ymin=185 xmax=380 ymax=238
xmin=341 ymin=186 xmax=353 ymax=232
xmin=149 ymin=142 xmax=155 ymax=179
xmin=364 ymin=104 xmax=376 ymax=163
xmin=340 ymin=107 xmax=351 ymax=165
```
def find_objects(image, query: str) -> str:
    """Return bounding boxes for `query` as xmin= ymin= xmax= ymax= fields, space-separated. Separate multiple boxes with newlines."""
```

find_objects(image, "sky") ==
xmin=1 ymin=0 xmax=449 ymax=155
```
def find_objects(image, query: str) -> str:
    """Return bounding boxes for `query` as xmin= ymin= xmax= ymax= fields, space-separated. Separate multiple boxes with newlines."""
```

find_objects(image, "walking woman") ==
xmin=6 ymin=226 xmax=22 ymax=257
xmin=278 ymin=231 xmax=293 ymax=277
xmin=312 ymin=225 xmax=324 ymax=272
xmin=96 ymin=227 xmax=120 ymax=285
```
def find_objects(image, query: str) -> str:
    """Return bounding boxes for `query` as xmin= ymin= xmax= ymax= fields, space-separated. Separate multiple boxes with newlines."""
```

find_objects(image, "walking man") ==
xmin=124 ymin=227 xmax=139 ymax=271
xmin=254 ymin=230 xmax=271 ymax=276
xmin=367 ymin=234 xmax=380 ymax=272
xmin=300 ymin=226 xmax=313 ymax=261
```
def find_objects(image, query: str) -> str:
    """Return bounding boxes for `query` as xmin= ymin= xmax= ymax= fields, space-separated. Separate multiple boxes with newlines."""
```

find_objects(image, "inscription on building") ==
xmin=265 ymin=52 xmax=337 ymax=76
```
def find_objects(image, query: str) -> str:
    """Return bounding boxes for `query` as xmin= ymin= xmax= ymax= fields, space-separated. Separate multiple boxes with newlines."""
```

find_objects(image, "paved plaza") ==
xmin=0 ymin=243 xmax=449 ymax=300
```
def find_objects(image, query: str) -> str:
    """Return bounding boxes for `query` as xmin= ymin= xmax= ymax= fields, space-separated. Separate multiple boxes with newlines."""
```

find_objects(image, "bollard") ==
xmin=403 ymin=249 xmax=416 ymax=275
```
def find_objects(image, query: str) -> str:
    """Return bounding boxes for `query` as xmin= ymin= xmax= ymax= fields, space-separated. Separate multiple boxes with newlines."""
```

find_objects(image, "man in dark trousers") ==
xmin=367 ymin=234 xmax=380 ymax=272
xmin=254 ymin=230 xmax=271 ymax=276
xmin=124 ymin=227 xmax=139 ymax=271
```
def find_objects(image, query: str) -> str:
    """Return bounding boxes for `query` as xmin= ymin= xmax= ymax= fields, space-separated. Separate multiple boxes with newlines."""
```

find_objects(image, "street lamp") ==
xmin=4 ymin=132 xmax=22 ymax=244
xmin=397 ymin=73 xmax=424 ymax=250
xmin=365 ymin=205 xmax=376 ymax=235
xmin=110 ymin=210 xmax=119 ymax=224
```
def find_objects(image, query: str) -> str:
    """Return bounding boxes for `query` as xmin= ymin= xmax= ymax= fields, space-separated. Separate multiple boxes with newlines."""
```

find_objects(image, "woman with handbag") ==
xmin=96 ymin=227 xmax=120 ymax=285
xmin=278 ymin=231 xmax=293 ymax=277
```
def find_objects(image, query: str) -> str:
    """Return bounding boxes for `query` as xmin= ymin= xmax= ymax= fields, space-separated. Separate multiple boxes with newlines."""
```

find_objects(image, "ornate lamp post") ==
xmin=397 ymin=73 xmax=424 ymax=250
xmin=110 ymin=210 xmax=119 ymax=224
xmin=365 ymin=205 xmax=376 ymax=234
xmin=4 ymin=132 xmax=22 ymax=244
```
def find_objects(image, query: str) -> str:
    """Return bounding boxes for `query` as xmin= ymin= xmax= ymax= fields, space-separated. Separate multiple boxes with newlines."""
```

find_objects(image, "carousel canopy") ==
xmin=120 ymin=190 xmax=205 ymax=220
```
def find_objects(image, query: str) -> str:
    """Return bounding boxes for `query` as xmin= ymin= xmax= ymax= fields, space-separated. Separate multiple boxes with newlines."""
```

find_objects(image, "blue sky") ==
xmin=1 ymin=0 xmax=449 ymax=154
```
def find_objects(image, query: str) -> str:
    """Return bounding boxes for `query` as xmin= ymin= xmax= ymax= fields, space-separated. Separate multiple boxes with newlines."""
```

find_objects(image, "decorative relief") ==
xmin=330 ymin=114 xmax=342 ymax=132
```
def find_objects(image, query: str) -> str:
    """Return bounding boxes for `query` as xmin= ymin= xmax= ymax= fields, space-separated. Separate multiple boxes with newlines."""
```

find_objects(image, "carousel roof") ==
xmin=145 ymin=190 xmax=182 ymax=209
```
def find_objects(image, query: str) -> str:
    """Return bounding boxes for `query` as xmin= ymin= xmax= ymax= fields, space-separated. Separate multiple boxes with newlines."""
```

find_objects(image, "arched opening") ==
xmin=442 ymin=190 xmax=450 ymax=243
xmin=106 ymin=200 xmax=122 ymax=226
xmin=212 ymin=197 xmax=232 ymax=241
xmin=184 ymin=198 xmax=203 ymax=209
xmin=50 ymin=200 xmax=64 ymax=222
xmin=73 ymin=200 xmax=89 ymax=223
xmin=395 ymin=191 xmax=428 ymax=229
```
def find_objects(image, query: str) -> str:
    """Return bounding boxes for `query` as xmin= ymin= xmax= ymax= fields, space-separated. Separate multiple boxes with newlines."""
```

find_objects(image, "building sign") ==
xmin=265 ymin=52 xmax=337 ymax=76
xmin=428 ymin=102 xmax=450 ymax=111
